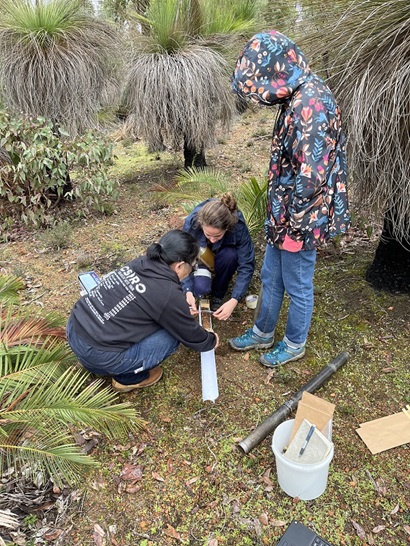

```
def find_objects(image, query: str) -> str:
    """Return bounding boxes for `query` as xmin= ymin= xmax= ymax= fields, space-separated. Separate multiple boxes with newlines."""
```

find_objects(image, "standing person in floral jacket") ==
xmin=229 ymin=30 xmax=350 ymax=367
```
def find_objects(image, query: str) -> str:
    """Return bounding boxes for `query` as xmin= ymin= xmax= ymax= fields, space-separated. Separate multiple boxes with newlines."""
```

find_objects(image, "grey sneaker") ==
xmin=259 ymin=341 xmax=305 ymax=368
xmin=228 ymin=328 xmax=274 ymax=351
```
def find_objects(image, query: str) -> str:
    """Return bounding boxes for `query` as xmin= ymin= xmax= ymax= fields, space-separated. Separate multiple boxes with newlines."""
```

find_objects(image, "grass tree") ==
xmin=122 ymin=0 xmax=266 ymax=168
xmin=0 ymin=275 xmax=144 ymax=485
xmin=299 ymin=0 xmax=410 ymax=293
xmin=0 ymin=0 xmax=121 ymax=136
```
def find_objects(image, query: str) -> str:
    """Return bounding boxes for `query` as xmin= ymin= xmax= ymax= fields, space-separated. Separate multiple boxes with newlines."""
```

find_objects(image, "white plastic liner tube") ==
xmin=201 ymin=349 xmax=219 ymax=402
xmin=199 ymin=301 xmax=219 ymax=402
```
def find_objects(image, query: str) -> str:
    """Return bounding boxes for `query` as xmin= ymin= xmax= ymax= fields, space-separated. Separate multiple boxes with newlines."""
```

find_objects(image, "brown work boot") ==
xmin=112 ymin=367 xmax=163 ymax=392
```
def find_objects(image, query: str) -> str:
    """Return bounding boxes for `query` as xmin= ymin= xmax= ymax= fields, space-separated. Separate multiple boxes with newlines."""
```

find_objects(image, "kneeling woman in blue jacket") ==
xmin=182 ymin=192 xmax=255 ymax=321
xmin=66 ymin=230 xmax=219 ymax=393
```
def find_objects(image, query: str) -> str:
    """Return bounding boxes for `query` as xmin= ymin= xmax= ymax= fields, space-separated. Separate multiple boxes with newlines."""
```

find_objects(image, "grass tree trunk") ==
xmin=183 ymin=139 xmax=207 ymax=169
xmin=366 ymin=208 xmax=410 ymax=293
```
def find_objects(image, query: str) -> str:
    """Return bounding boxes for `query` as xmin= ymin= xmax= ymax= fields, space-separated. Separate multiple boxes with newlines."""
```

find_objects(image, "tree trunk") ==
xmin=183 ymin=140 xmax=207 ymax=170
xmin=366 ymin=209 xmax=410 ymax=293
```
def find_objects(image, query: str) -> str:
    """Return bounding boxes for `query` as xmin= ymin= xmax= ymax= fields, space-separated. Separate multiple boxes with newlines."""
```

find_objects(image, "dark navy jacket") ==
xmin=181 ymin=199 xmax=255 ymax=301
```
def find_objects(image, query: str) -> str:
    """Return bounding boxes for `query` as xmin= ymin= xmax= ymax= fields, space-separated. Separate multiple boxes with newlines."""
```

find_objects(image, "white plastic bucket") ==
xmin=272 ymin=419 xmax=334 ymax=500
xmin=245 ymin=294 xmax=258 ymax=309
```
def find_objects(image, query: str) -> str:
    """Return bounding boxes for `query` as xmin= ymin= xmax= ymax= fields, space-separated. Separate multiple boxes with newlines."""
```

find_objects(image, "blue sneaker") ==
xmin=259 ymin=340 xmax=305 ymax=367
xmin=228 ymin=328 xmax=274 ymax=351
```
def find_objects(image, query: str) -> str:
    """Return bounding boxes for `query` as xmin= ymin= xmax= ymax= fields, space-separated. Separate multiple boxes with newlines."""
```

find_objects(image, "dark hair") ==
xmin=197 ymin=192 xmax=238 ymax=231
xmin=147 ymin=230 xmax=199 ymax=265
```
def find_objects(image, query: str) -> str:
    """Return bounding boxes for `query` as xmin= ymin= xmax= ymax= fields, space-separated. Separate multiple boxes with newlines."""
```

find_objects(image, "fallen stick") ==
xmin=238 ymin=351 xmax=350 ymax=454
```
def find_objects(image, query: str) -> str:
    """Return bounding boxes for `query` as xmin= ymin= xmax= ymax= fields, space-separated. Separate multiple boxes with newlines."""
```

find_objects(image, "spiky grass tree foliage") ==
xmin=0 ymin=0 xmax=121 ymax=136
xmin=299 ymin=0 xmax=410 ymax=292
xmin=0 ymin=275 xmax=143 ymax=485
xmin=123 ymin=0 xmax=267 ymax=167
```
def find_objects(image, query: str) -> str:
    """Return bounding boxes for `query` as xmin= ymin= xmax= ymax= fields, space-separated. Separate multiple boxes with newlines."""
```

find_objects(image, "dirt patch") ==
xmin=1 ymin=108 xmax=409 ymax=545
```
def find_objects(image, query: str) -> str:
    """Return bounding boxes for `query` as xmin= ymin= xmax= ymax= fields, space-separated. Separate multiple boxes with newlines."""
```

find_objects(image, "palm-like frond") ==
xmin=155 ymin=167 xmax=229 ymax=212
xmin=236 ymin=176 xmax=267 ymax=237
xmin=0 ymin=306 xmax=66 ymax=350
xmin=2 ymin=365 xmax=139 ymax=438
xmin=0 ymin=279 xmax=144 ymax=484
xmin=1 ymin=428 xmax=99 ymax=486
xmin=155 ymin=167 xmax=267 ymax=236
xmin=0 ymin=339 xmax=74 ymax=380
xmin=0 ymin=0 xmax=121 ymax=135
xmin=0 ymin=275 xmax=24 ymax=305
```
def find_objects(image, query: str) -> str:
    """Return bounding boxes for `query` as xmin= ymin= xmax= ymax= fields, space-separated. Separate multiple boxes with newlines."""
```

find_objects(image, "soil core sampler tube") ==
xmin=238 ymin=351 xmax=349 ymax=454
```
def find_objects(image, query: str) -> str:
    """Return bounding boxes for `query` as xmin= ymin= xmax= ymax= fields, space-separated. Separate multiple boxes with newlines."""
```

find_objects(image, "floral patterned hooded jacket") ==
xmin=232 ymin=30 xmax=350 ymax=250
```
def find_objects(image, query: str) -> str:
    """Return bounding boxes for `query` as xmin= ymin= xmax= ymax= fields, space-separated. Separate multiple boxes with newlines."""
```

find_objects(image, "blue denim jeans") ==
xmin=66 ymin=318 xmax=179 ymax=385
xmin=254 ymin=244 xmax=316 ymax=345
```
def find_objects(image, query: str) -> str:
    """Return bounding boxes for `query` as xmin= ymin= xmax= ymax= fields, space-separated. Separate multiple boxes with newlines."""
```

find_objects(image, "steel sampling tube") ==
xmin=238 ymin=351 xmax=349 ymax=454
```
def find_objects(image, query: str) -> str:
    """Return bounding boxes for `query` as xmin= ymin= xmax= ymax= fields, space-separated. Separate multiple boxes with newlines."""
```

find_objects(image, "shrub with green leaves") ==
xmin=0 ymin=112 xmax=118 ymax=227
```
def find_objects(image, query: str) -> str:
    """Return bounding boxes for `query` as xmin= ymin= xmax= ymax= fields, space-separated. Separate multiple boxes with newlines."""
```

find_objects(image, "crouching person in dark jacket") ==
xmin=66 ymin=230 xmax=219 ymax=393
xmin=182 ymin=192 xmax=255 ymax=320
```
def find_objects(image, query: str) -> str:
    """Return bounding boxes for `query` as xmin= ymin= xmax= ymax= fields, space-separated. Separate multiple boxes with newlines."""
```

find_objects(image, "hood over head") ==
xmin=231 ymin=30 xmax=311 ymax=105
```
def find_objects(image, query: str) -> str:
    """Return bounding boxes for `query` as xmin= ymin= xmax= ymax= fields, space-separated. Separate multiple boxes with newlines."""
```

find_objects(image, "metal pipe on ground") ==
xmin=238 ymin=351 xmax=350 ymax=454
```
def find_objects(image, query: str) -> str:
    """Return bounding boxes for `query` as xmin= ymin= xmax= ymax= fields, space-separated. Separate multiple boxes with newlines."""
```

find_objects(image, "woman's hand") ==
xmin=212 ymin=298 xmax=238 ymax=321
